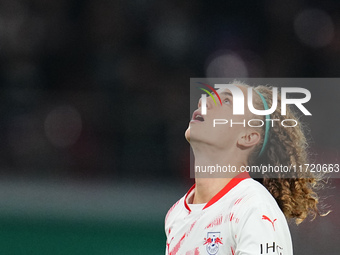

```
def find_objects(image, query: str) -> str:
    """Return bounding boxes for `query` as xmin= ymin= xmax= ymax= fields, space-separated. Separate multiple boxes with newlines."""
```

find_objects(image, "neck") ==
xmin=191 ymin=144 xmax=246 ymax=204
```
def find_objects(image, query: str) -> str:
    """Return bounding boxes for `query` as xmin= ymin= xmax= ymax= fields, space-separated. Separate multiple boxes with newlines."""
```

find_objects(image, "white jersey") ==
xmin=165 ymin=172 xmax=293 ymax=255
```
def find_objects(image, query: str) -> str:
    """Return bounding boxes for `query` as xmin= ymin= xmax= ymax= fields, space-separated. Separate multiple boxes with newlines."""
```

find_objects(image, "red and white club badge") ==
xmin=204 ymin=232 xmax=223 ymax=255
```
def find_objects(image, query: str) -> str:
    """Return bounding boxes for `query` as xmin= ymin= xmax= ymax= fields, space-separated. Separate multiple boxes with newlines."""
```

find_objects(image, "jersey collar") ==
xmin=184 ymin=172 xmax=250 ymax=212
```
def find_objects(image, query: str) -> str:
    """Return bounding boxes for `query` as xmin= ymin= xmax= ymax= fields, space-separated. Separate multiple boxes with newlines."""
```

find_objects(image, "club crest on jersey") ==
xmin=203 ymin=232 xmax=223 ymax=255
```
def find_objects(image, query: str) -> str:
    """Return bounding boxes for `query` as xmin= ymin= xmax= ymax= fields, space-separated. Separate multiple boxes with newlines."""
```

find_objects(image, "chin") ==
xmin=185 ymin=126 xmax=190 ymax=142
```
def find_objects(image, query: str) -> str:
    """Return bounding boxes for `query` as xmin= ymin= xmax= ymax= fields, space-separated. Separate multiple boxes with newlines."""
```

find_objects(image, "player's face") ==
xmin=185 ymin=85 xmax=253 ymax=151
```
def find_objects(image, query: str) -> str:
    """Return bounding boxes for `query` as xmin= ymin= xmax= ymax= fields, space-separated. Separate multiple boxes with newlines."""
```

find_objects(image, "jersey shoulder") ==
xmin=232 ymin=179 xmax=293 ymax=254
xmin=236 ymin=178 xmax=280 ymax=207
xmin=165 ymin=195 xmax=185 ymax=228
xmin=229 ymin=178 xmax=286 ymax=222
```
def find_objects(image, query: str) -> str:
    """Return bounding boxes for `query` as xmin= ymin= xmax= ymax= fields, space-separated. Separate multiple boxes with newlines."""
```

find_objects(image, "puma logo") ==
xmin=262 ymin=215 xmax=277 ymax=231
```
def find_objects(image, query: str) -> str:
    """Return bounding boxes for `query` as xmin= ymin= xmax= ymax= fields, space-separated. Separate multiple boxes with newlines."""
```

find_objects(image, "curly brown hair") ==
xmin=242 ymin=83 xmax=326 ymax=224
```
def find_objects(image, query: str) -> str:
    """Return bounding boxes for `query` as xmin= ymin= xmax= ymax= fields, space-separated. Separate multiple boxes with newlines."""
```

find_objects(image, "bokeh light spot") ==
xmin=294 ymin=8 xmax=334 ymax=48
xmin=44 ymin=105 xmax=82 ymax=148
xmin=205 ymin=51 xmax=248 ymax=78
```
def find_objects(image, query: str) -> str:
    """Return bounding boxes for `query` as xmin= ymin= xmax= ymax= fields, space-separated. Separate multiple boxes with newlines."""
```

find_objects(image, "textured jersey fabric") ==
xmin=165 ymin=172 xmax=293 ymax=255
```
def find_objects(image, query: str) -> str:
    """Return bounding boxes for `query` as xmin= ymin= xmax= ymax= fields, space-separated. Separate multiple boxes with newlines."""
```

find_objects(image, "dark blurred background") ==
xmin=0 ymin=0 xmax=339 ymax=254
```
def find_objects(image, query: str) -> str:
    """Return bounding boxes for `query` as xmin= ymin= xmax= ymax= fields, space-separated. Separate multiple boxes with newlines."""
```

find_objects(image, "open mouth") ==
xmin=192 ymin=110 xmax=205 ymax=122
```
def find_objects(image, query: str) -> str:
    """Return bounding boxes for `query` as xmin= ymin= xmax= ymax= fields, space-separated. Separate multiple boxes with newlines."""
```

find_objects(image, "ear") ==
xmin=237 ymin=131 xmax=261 ymax=149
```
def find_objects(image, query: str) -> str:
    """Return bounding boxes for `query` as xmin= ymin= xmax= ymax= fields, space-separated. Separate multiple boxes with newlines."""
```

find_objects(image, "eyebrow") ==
xmin=220 ymin=91 xmax=233 ymax=97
